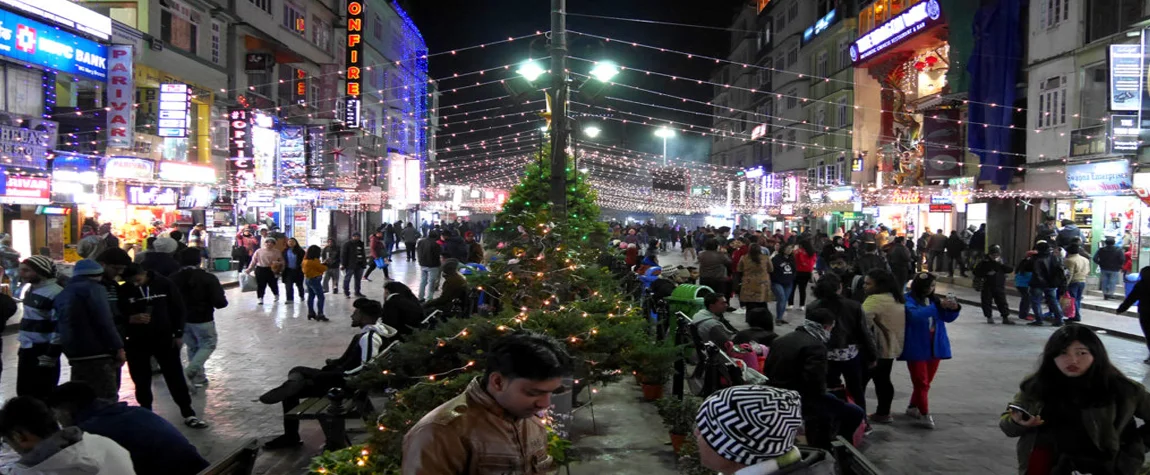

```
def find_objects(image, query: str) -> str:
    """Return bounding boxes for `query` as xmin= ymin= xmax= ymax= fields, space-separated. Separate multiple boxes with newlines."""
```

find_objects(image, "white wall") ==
xmin=1026 ymin=0 xmax=1081 ymax=64
xmin=1026 ymin=57 xmax=1076 ymax=163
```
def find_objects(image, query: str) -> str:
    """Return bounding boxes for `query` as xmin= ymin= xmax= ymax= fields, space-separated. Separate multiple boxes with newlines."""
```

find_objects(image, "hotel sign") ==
xmin=343 ymin=0 xmax=364 ymax=128
xmin=850 ymin=0 xmax=942 ymax=65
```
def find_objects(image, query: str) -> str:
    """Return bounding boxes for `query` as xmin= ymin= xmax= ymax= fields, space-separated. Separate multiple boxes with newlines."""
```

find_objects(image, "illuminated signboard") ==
xmin=35 ymin=205 xmax=69 ymax=215
xmin=106 ymin=45 xmax=133 ymax=148
xmin=0 ymin=8 xmax=108 ymax=81
xmin=802 ymin=9 xmax=837 ymax=44
xmin=750 ymin=123 xmax=767 ymax=140
xmin=744 ymin=167 xmax=765 ymax=180
xmin=850 ymin=0 xmax=943 ymax=65
xmin=103 ymin=157 xmax=154 ymax=180
xmin=344 ymin=0 xmax=364 ymax=128
xmin=126 ymin=185 xmax=180 ymax=206
xmin=158 ymin=160 xmax=216 ymax=183
xmin=0 ymin=0 xmax=112 ymax=40
xmin=252 ymin=112 xmax=277 ymax=185
xmin=929 ymin=204 xmax=953 ymax=213
xmin=227 ymin=109 xmax=255 ymax=188
xmin=1109 ymin=44 xmax=1143 ymax=112
xmin=1 ymin=175 xmax=50 ymax=204
xmin=294 ymin=69 xmax=307 ymax=104
xmin=1110 ymin=114 xmax=1142 ymax=153
xmin=157 ymin=83 xmax=190 ymax=138
xmin=890 ymin=190 xmax=921 ymax=204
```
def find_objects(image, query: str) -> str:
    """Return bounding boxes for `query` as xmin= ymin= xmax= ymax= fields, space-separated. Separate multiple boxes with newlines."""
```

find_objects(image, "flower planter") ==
xmin=669 ymin=432 xmax=686 ymax=454
xmin=641 ymin=383 xmax=664 ymax=401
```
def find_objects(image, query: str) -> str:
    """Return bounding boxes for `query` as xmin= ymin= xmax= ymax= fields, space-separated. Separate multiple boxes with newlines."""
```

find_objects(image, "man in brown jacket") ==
xmin=402 ymin=332 xmax=573 ymax=474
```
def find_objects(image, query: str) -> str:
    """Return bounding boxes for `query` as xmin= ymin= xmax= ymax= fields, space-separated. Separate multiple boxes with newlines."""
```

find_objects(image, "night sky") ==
xmin=405 ymin=0 xmax=745 ymax=169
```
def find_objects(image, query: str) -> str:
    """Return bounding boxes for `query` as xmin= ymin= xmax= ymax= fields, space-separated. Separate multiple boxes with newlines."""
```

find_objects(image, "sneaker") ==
xmin=920 ymin=414 xmax=936 ymax=429
xmin=1002 ymin=318 xmax=1016 ymax=325
xmin=1027 ymin=320 xmax=1045 ymax=326
xmin=354 ymin=293 xmax=366 ymax=298
xmin=263 ymin=434 xmax=303 ymax=450
xmin=777 ymin=319 xmax=789 ymax=325
xmin=864 ymin=423 xmax=874 ymax=436
xmin=906 ymin=406 xmax=922 ymax=419
xmin=183 ymin=416 xmax=210 ymax=429
xmin=273 ymin=296 xmax=280 ymax=302
xmin=985 ymin=317 xmax=996 ymax=324
xmin=285 ymin=299 xmax=294 ymax=304
xmin=870 ymin=413 xmax=894 ymax=424
xmin=1051 ymin=320 xmax=1064 ymax=327
xmin=257 ymin=298 xmax=264 ymax=305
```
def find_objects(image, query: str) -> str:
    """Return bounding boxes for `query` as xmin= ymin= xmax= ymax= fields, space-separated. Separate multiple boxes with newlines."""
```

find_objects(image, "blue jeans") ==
xmin=419 ymin=266 xmax=442 ymax=300
xmin=306 ymin=276 xmax=325 ymax=315
xmin=1100 ymin=270 xmax=1121 ymax=298
xmin=183 ymin=322 xmax=218 ymax=385
xmin=1067 ymin=281 xmax=1085 ymax=320
xmin=1030 ymin=287 xmax=1064 ymax=323
xmin=772 ymin=282 xmax=794 ymax=321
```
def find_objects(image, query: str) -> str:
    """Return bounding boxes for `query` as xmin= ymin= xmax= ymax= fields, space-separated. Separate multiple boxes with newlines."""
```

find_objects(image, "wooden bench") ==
xmin=197 ymin=438 xmax=259 ymax=475
xmin=285 ymin=389 xmax=376 ymax=451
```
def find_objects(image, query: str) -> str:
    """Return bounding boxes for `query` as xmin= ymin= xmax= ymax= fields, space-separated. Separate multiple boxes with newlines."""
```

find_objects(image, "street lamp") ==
xmin=589 ymin=61 xmax=619 ymax=82
xmin=517 ymin=60 xmax=546 ymax=83
xmin=655 ymin=126 xmax=675 ymax=166
xmin=583 ymin=125 xmax=601 ymax=138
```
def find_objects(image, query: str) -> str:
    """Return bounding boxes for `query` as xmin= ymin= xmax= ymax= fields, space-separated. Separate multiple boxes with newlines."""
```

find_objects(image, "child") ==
xmin=302 ymin=245 xmax=329 ymax=321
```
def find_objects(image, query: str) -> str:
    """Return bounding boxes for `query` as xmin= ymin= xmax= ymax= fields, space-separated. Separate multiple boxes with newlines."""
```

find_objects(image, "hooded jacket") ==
xmin=9 ymin=427 xmax=135 ymax=475
xmin=117 ymin=271 xmax=187 ymax=341
xmin=442 ymin=235 xmax=469 ymax=262
xmin=72 ymin=402 xmax=208 ymax=475
xmin=1057 ymin=224 xmax=1082 ymax=248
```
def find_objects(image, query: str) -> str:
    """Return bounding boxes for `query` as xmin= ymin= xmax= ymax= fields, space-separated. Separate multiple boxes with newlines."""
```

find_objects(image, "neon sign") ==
xmin=106 ymin=45 xmax=133 ymax=148
xmin=803 ymin=9 xmax=837 ymax=44
xmin=157 ymin=83 xmax=190 ymax=138
xmin=0 ymin=8 xmax=107 ymax=80
xmin=0 ymin=0 xmax=112 ymax=40
xmin=850 ymin=0 xmax=942 ymax=65
xmin=227 ymin=109 xmax=255 ymax=188
xmin=344 ymin=0 xmax=363 ymax=128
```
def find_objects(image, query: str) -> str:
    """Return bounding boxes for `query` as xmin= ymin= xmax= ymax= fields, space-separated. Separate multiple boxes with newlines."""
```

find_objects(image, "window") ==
xmin=248 ymin=0 xmax=271 ymax=14
xmin=807 ymin=166 xmax=818 ymax=183
xmin=788 ymin=1 xmax=798 ymax=21
xmin=787 ymin=129 xmax=796 ymax=147
xmin=312 ymin=16 xmax=331 ymax=53
xmin=776 ymin=134 xmax=786 ymax=153
xmin=815 ymin=51 xmax=828 ymax=79
xmin=1080 ymin=65 xmax=1109 ymax=127
xmin=4 ymin=66 xmax=43 ymax=117
xmin=365 ymin=109 xmax=378 ymax=135
xmin=776 ymin=12 xmax=786 ymax=32
xmin=815 ymin=106 xmax=826 ymax=128
xmin=757 ymin=67 xmax=771 ymax=88
xmin=210 ymin=21 xmax=222 ymax=65
xmin=372 ymin=68 xmax=386 ymax=92
xmin=837 ymin=96 xmax=849 ymax=128
xmin=787 ymin=47 xmax=798 ymax=68
xmin=835 ymin=156 xmax=846 ymax=184
xmin=277 ymin=66 xmax=296 ymax=105
xmin=373 ymin=14 xmax=383 ymax=41
xmin=1043 ymin=0 xmax=1070 ymax=28
xmin=1037 ymin=75 xmax=1067 ymax=128
xmin=816 ymin=0 xmax=833 ymax=18
xmin=774 ymin=57 xmax=786 ymax=81
xmin=247 ymin=71 xmax=272 ymax=98
xmin=283 ymin=2 xmax=305 ymax=35
xmin=161 ymin=0 xmax=199 ymax=53
xmin=838 ymin=38 xmax=851 ymax=70
xmin=757 ymin=24 xmax=771 ymax=51
xmin=786 ymin=89 xmax=798 ymax=109
xmin=1087 ymin=0 xmax=1142 ymax=43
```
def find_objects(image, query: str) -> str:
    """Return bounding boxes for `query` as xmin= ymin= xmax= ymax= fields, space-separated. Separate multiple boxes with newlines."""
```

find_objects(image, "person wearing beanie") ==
xmin=141 ymin=237 xmax=180 ymax=277
xmin=53 ymin=259 xmax=125 ymax=400
xmin=15 ymin=256 xmax=63 ymax=399
xmin=694 ymin=385 xmax=835 ymax=474
xmin=423 ymin=258 xmax=468 ymax=315
xmin=171 ymin=248 xmax=228 ymax=391
xmin=259 ymin=298 xmax=396 ymax=449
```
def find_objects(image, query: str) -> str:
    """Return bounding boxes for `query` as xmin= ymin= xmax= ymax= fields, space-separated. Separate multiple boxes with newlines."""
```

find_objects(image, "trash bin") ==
xmin=214 ymin=258 xmax=231 ymax=272
xmin=1126 ymin=273 xmax=1141 ymax=297
xmin=667 ymin=283 xmax=713 ymax=318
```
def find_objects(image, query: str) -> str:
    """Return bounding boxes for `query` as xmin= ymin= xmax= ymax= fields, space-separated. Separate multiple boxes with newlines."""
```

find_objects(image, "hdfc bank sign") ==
xmin=343 ymin=0 xmax=363 ymax=128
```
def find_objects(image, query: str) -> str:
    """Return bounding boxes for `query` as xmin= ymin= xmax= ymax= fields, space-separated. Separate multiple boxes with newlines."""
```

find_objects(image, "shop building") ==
xmin=802 ymin=2 xmax=857 ymax=193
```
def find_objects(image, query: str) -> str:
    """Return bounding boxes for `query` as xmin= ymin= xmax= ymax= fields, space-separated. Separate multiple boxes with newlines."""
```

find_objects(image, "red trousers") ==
xmin=906 ymin=359 xmax=941 ymax=414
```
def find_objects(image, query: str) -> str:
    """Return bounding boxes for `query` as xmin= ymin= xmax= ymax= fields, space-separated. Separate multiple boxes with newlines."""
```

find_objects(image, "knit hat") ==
xmin=96 ymin=247 xmax=132 ymax=266
xmin=72 ymin=259 xmax=104 ymax=276
xmin=153 ymin=237 xmax=178 ymax=254
xmin=695 ymin=385 xmax=803 ymax=465
xmin=22 ymin=256 xmax=56 ymax=278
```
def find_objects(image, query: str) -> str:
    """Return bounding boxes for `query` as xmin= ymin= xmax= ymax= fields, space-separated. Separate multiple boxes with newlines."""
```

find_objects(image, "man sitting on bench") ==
xmin=259 ymin=298 xmax=397 ymax=449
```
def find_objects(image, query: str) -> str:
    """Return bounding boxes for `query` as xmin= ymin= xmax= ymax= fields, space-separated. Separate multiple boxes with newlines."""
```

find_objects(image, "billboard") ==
xmin=850 ymin=0 xmax=943 ymax=65
xmin=279 ymin=125 xmax=305 ymax=186
xmin=1066 ymin=160 xmax=1133 ymax=196
xmin=0 ymin=8 xmax=108 ymax=80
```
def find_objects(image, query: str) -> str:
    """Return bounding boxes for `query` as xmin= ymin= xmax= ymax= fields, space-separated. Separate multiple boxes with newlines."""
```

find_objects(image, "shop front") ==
xmin=0 ymin=173 xmax=54 ymax=260
xmin=1057 ymin=160 xmax=1138 ymax=256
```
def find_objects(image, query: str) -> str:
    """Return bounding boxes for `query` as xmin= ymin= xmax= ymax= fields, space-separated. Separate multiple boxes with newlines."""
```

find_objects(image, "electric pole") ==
xmin=549 ymin=0 xmax=568 ymax=220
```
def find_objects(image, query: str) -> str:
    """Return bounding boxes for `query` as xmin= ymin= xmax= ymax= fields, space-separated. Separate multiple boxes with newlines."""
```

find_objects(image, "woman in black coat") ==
xmin=382 ymin=281 xmax=426 ymax=338
xmin=281 ymin=238 xmax=305 ymax=302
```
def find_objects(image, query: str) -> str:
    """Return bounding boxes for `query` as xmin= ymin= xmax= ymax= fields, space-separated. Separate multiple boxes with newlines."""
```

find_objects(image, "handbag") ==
xmin=1059 ymin=291 xmax=1076 ymax=320
xmin=374 ymin=257 xmax=388 ymax=268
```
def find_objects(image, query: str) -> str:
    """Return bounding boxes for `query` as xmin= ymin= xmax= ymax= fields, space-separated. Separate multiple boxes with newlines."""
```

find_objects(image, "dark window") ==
xmin=1087 ymin=0 xmax=1143 ymax=43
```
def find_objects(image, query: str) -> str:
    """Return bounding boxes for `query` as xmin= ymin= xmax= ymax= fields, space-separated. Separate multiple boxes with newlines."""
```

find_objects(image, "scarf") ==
xmin=799 ymin=319 xmax=831 ymax=344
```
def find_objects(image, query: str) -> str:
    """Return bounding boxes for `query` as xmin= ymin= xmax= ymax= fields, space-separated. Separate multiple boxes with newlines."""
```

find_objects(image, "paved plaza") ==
xmin=0 ymin=247 xmax=1145 ymax=474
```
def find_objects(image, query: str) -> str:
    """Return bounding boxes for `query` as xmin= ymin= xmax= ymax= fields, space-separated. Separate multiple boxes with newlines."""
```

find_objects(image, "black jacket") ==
xmin=169 ymin=266 xmax=228 ymax=324
xmin=762 ymin=327 xmax=827 ymax=401
xmin=973 ymin=257 xmax=1013 ymax=289
xmin=118 ymin=272 xmax=186 ymax=341
xmin=945 ymin=234 xmax=966 ymax=256
xmin=855 ymin=251 xmax=891 ymax=276
xmin=887 ymin=244 xmax=914 ymax=275
xmin=140 ymin=252 xmax=180 ymax=277
xmin=321 ymin=245 xmax=340 ymax=267
xmin=806 ymin=297 xmax=877 ymax=364
xmin=969 ymin=230 xmax=986 ymax=254
xmin=1094 ymin=245 xmax=1125 ymax=272
xmin=1030 ymin=250 xmax=1065 ymax=289
xmin=416 ymin=238 xmax=442 ymax=267
xmin=283 ymin=246 xmax=304 ymax=271
xmin=340 ymin=239 xmax=366 ymax=269
xmin=442 ymin=236 xmax=468 ymax=262
xmin=383 ymin=294 xmax=425 ymax=339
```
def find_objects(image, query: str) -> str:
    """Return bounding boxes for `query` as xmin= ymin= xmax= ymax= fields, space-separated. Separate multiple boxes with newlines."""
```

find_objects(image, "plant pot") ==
xmin=669 ymin=432 xmax=686 ymax=455
xmin=641 ymin=383 xmax=664 ymax=401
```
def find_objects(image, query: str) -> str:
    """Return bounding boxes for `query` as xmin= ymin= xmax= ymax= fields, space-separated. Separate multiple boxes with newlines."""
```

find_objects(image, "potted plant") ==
xmin=655 ymin=396 xmax=702 ymax=455
xmin=626 ymin=341 xmax=682 ymax=401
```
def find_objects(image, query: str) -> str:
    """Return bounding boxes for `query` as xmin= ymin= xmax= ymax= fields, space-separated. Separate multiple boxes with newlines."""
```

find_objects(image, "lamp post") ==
xmin=655 ymin=126 xmax=675 ymax=167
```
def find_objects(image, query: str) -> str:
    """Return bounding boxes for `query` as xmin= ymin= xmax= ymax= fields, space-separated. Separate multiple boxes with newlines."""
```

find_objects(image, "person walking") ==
xmin=1001 ymin=325 xmax=1150 ymax=474
xmin=0 ymin=237 xmax=22 ymax=295
xmin=945 ymin=230 xmax=968 ymax=277
xmin=681 ymin=230 xmax=696 ymax=261
xmin=860 ymin=269 xmax=905 ymax=424
xmin=119 ymin=265 xmax=208 ymax=429
xmin=321 ymin=238 xmax=340 ymax=294
xmin=1117 ymin=266 xmax=1150 ymax=363
xmin=1093 ymin=237 xmax=1125 ymax=300
xmin=340 ymin=232 xmax=367 ymax=298
xmin=402 ymin=222 xmax=420 ymax=262
xmin=383 ymin=223 xmax=396 ymax=259
xmin=302 ymin=245 xmax=329 ymax=322
xmin=770 ymin=244 xmax=797 ymax=325
xmin=973 ymin=245 xmax=1016 ymax=325
xmin=15 ymin=256 xmax=61 ymax=398
xmin=927 ymin=229 xmax=947 ymax=273
xmin=886 ymin=237 xmax=914 ymax=290
xmin=281 ymin=238 xmax=305 ymax=303
xmin=364 ymin=231 xmax=385 ymax=282
xmin=54 ymin=259 xmax=125 ymax=400
xmin=465 ymin=232 xmax=483 ymax=264
xmin=916 ymin=232 xmax=931 ymax=272
xmin=1063 ymin=244 xmax=1089 ymax=322
xmin=901 ymin=272 xmax=961 ymax=429
xmin=1028 ymin=242 xmax=1067 ymax=327
xmin=416 ymin=231 xmax=443 ymax=301
xmin=736 ymin=243 xmax=773 ymax=315
xmin=697 ymin=239 xmax=732 ymax=302
xmin=244 ymin=238 xmax=283 ymax=305
xmin=792 ymin=239 xmax=817 ymax=308
xmin=805 ymin=273 xmax=877 ymax=420
xmin=171 ymin=248 xmax=227 ymax=393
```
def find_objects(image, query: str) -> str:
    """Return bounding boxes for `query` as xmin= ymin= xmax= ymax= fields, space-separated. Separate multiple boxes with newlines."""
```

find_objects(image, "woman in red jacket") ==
xmin=792 ymin=238 xmax=818 ymax=307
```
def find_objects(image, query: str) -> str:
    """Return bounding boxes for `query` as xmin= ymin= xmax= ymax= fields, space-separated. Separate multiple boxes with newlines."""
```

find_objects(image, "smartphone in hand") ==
xmin=1007 ymin=404 xmax=1035 ymax=421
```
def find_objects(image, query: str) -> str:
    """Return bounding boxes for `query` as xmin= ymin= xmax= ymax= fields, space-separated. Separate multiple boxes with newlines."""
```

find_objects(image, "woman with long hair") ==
xmin=901 ymin=272 xmax=961 ymax=429
xmin=860 ymin=268 xmax=906 ymax=424
xmin=1001 ymin=325 xmax=1150 ymax=474
xmin=244 ymin=238 xmax=282 ymax=305
xmin=737 ymin=242 xmax=773 ymax=314
xmin=281 ymin=238 xmax=305 ymax=303
xmin=807 ymin=272 xmax=877 ymax=418
xmin=770 ymin=244 xmax=797 ymax=325
xmin=301 ymin=245 xmax=329 ymax=321
xmin=792 ymin=238 xmax=818 ymax=307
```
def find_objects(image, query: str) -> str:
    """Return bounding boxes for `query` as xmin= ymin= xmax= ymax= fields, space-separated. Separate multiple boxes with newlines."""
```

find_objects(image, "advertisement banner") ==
xmin=849 ymin=0 xmax=943 ymax=65
xmin=251 ymin=112 xmax=277 ymax=185
xmin=106 ymin=45 xmax=133 ymax=148
xmin=126 ymin=185 xmax=180 ymax=206
xmin=0 ymin=117 xmax=57 ymax=170
xmin=102 ymin=156 xmax=154 ymax=180
xmin=922 ymin=108 xmax=962 ymax=178
xmin=158 ymin=161 xmax=215 ymax=183
xmin=305 ymin=125 xmax=330 ymax=188
xmin=1066 ymin=160 xmax=1133 ymax=196
xmin=227 ymin=109 xmax=255 ymax=189
xmin=1109 ymin=114 xmax=1141 ymax=153
xmin=0 ymin=9 xmax=108 ymax=80
xmin=157 ymin=83 xmax=190 ymax=138
xmin=279 ymin=125 xmax=306 ymax=187
xmin=0 ymin=175 xmax=49 ymax=204
xmin=1109 ymin=44 xmax=1143 ymax=112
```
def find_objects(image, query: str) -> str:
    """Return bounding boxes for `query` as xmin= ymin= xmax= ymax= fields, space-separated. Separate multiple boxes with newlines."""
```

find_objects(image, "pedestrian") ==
xmin=1028 ymin=241 xmax=1067 ymax=327
xmin=1036 ymin=216 xmax=1058 ymax=245
xmin=945 ymin=230 xmax=968 ymax=277
xmin=119 ymin=265 xmax=208 ymax=429
xmin=244 ymin=238 xmax=282 ymax=305
xmin=973 ymin=245 xmax=1016 ymax=325
xmin=402 ymin=332 xmax=572 ymax=473
xmin=1063 ymin=244 xmax=1089 ymax=322
xmin=340 ymin=232 xmax=367 ymax=298
xmin=416 ymin=231 xmax=443 ymax=301
xmin=927 ymin=229 xmax=947 ymax=273
xmin=1056 ymin=219 xmax=1082 ymax=249
xmin=681 ymin=230 xmax=696 ymax=261
xmin=901 ymin=272 xmax=961 ymax=429
xmin=465 ymin=232 xmax=483 ymax=264
xmin=442 ymin=230 xmax=469 ymax=262
xmin=12 ymin=256 xmax=59 ymax=399
xmin=279 ymin=238 xmax=305 ymax=303
xmin=321 ymin=238 xmax=341 ymax=294
xmin=916 ymin=231 xmax=931 ymax=272
xmin=736 ymin=242 xmax=773 ymax=315
xmin=402 ymin=222 xmax=420 ymax=262
xmin=141 ymin=237 xmax=180 ymax=277
xmin=383 ymin=223 xmax=396 ymax=258
xmin=1015 ymin=250 xmax=1037 ymax=321
xmin=792 ymin=239 xmax=817 ymax=307
xmin=805 ymin=273 xmax=877 ymax=420
xmin=0 ymin=396 xmax=135 ymax=474
xmin=171 ymin=248 xmax=227 ymax=392
xmin=235 ymin=229 xmax=258 ymax=271
xmin=1117 ymin=266 xmax=1150 ymax=363
xmin=54 ymin=259 xmax=125 ymax=400
xmin=364 ymin=231 xmax=385 ymax=282
xmin=1093 ymin=237 xmax=1125 ymax=300
xmin=1000 ymin=324 xmax=1150 ymax=474
xmin=770 ymin=244 xmax=797 ymax=325
xmin=886 ymin=236 xmax=914 ymax=290
xmin=0 ymin=236 xmax=22 ymax=296
xmin=969 ymin=223 xmax=987 ymax=263
xmin=860 ymin=269 xmax=905 ymax=424
xmin=693 ymin=385 xmax=836 ymax=474
xmin=302 ymin=245 xmax=329 ymax=322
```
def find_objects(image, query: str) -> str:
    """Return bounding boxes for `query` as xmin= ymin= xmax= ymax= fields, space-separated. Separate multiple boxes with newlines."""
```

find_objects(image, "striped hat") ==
xmin=695 ymin=385 xmax=803 ymax=465
xmin=22 ymin=255 xmax=56 ymax=278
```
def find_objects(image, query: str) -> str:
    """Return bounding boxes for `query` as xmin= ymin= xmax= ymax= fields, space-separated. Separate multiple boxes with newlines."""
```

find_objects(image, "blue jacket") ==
xmin=54 ymin=276 xmax=123 ymax=360
xmin=75 ymin=401 xmax=209 ymax=475
xmin=899 ymin=293 xmax=960 ymax=361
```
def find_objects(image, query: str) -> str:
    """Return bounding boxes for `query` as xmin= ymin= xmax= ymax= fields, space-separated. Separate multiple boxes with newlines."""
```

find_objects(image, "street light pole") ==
xmin=662 ymin=136 xmax=668 ymax=167
xmin=549 ymin=0 xmax=568 ymax=220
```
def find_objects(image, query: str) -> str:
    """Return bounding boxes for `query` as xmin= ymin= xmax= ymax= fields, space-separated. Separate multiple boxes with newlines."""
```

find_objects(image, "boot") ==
xmin=259 ymin=379 xmax=307 ymax=404
xmin=317 ymin=314 xmax=330 ymax=322
xmin=1002 ymin=317 xmax=1016 ymax=325
xmin=307 ymin=311 xmax=317 ymax=320
xmin=985 ymin=316 xmax=995 ymax=324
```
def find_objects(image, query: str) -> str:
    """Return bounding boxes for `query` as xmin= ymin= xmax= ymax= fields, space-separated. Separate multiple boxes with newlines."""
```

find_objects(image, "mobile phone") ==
xmin=1007 ymin=404 xmax=1035 ymax=421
